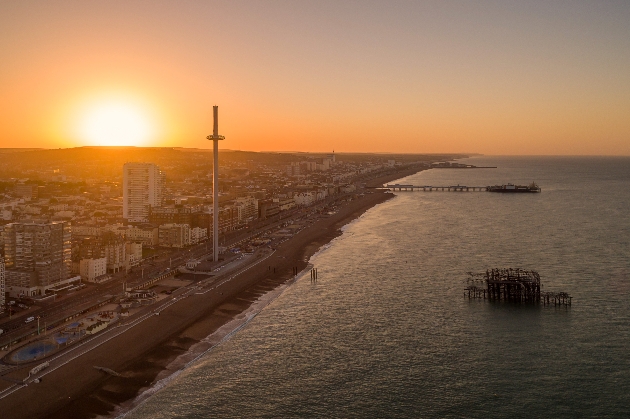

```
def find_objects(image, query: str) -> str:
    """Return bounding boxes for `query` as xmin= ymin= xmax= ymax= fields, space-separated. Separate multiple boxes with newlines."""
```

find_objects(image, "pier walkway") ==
xmin=386 ymin=184 xmax=488 ymax=192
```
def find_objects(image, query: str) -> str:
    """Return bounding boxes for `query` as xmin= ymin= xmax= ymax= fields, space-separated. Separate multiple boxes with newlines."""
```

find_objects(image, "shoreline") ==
xmin=113 ymin=262 xmax=315 ymax=418
xmin=0 ymin=166 xmax=425 ymax=419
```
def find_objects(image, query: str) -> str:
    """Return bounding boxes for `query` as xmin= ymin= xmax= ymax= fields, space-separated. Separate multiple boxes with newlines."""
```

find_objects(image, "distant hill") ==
xmin=0 ymin=146 xmax=463 ymax=181
xmin=0 ymin=148 xmax=43 ymax=153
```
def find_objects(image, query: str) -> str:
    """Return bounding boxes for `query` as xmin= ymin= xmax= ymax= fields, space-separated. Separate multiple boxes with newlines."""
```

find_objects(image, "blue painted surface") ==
xmin=10 ymin=341 xmax=56 ymax=362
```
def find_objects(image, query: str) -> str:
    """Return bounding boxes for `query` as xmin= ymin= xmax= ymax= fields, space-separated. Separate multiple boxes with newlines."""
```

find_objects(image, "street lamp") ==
xmin=37 ymin=316 xmax=41 ymax=335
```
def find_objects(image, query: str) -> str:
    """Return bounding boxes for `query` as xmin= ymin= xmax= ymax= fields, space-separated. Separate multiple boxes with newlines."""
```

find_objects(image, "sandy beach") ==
xmin=0 ymin=167 xmax=423 ymax=419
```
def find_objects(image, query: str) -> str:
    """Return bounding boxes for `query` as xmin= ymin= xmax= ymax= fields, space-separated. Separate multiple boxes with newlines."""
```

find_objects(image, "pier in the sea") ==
xmin=465 ymin=268 xmax=571 ymax=306
xmin=385 ymin=182 xmax=541 ymax=193
xmin=386 ymin=184 xmax=487 ymax=191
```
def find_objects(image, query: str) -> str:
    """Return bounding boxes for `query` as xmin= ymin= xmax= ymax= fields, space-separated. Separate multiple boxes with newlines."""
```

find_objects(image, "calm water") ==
xmin=124 ymin=157 xmax=630 ymax=418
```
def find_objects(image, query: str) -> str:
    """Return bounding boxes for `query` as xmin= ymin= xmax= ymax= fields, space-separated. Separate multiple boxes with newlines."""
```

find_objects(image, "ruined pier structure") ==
xmin=465 ymin=268 xmax=571 ymax=306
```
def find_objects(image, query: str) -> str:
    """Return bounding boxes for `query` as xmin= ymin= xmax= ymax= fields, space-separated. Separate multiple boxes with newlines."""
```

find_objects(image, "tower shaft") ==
xmin=207 ymin=105 xmax=224 ymax=262
xmin=213 ymin=109 xmax=219 ymax=261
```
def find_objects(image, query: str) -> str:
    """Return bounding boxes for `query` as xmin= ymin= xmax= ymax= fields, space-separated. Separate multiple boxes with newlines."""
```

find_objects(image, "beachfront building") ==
xmin=78 ymin=232 xmax=127 ymax=273
xmin=149 ymin=206 xmax=195 ymax=226
xmin=277 ymin=198 xmax=296 ymax=211
xmin=103 ymin=233 xmax=126 ymax=273
xmin=234 ymin=196 xmax=258 ymax=224
xmin=294 ymin=192 xmax=316 ymax=206
xmin=123 ymin=162 xmax=165 ymax=222
xmin=125 ymin=242 xmax=143 ymax=269
xmin=258 ymin=199 xmax=280 ymax=220
xmin=205 ymin=206 xmax=238 ymax=234
xmin=316 ymin=189 xmax=329 ymax=201
xmin=158 ymin=224 xmax=191 ymax=248
xmin=3 ymin=221 xmax=77 ymax=297
xmin=125 ymin=225 xmax=159 ymax=246
xmin=79 ymin=257 xmax=107 ymax=282
xmin=190 ymin=227 xmax=207 ymax=245
xmin=78 ymin=237 xmax=105 ymax=259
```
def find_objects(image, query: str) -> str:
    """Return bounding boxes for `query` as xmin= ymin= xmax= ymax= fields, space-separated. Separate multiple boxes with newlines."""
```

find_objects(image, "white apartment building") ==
xmin=234 ymin=197 xmax=258 ymax=224
xmin=123 ymin=162 xmax=165 ymax=222
xmin=79 ymin=257 xmax=107 ymax=283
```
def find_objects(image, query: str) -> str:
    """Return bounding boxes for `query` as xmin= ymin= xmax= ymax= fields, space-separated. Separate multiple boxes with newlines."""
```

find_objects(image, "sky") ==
xmin=1 ymin=0 xmax=629 ymax=155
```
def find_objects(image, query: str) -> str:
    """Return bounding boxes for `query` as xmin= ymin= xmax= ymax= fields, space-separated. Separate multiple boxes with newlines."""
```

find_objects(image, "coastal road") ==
xmin=0 ymin=247 xmax=276 ymax=400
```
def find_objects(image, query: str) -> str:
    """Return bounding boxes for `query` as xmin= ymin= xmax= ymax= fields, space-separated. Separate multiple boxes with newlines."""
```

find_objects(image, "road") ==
xmin=0 ymin=245 xmax=276 ymax=400
xmin=0 ymin=196 xmax=342 ymax=346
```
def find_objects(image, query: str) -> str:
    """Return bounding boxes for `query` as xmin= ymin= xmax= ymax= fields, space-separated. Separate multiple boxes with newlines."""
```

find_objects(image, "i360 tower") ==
xmin=206 ymin=106 xmax=224 ymax=261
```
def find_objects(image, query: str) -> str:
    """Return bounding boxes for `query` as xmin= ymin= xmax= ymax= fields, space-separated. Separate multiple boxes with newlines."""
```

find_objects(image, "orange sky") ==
xmin=1 ymin=1 xmax=629 ymax=155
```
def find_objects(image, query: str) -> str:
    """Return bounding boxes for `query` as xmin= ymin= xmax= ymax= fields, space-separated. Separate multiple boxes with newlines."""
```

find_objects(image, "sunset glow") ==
xmin=1 ymin=1 xmax=629 ymax=154
xmin=74 ymin=100 xmax=155 ymax=147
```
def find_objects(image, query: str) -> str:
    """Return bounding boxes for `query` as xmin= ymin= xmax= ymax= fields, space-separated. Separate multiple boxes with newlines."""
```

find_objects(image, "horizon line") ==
xmin=0 ymin=146 xmax=629 ymax=157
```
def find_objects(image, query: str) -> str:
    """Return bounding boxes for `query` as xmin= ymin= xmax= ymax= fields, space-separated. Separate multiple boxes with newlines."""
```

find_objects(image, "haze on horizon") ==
xmin=1 ymin=0 xmax=629 ymax=155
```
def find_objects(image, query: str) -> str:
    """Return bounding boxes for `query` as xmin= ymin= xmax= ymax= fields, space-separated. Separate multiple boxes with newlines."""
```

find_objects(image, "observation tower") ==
xmin=206 ymin=106 xmax=224 ymax=261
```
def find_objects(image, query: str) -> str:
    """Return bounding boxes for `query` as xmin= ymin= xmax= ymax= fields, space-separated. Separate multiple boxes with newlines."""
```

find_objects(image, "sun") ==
xmin=76 ymin=100 xmax=155 ymax=146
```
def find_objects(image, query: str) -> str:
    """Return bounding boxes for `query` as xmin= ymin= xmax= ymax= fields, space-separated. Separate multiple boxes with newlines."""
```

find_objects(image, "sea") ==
xmin=121 ymin=156 xmax=630 ymax=419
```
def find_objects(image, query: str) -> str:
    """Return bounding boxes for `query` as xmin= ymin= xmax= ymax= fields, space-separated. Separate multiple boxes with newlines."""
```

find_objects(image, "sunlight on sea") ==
xmin=123 ymin=156 xmax=630 ymax=419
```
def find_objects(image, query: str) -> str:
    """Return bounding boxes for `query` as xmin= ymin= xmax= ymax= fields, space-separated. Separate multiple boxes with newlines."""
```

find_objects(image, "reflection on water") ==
xmin=124 ymin=157 xmax=630 ymax=419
